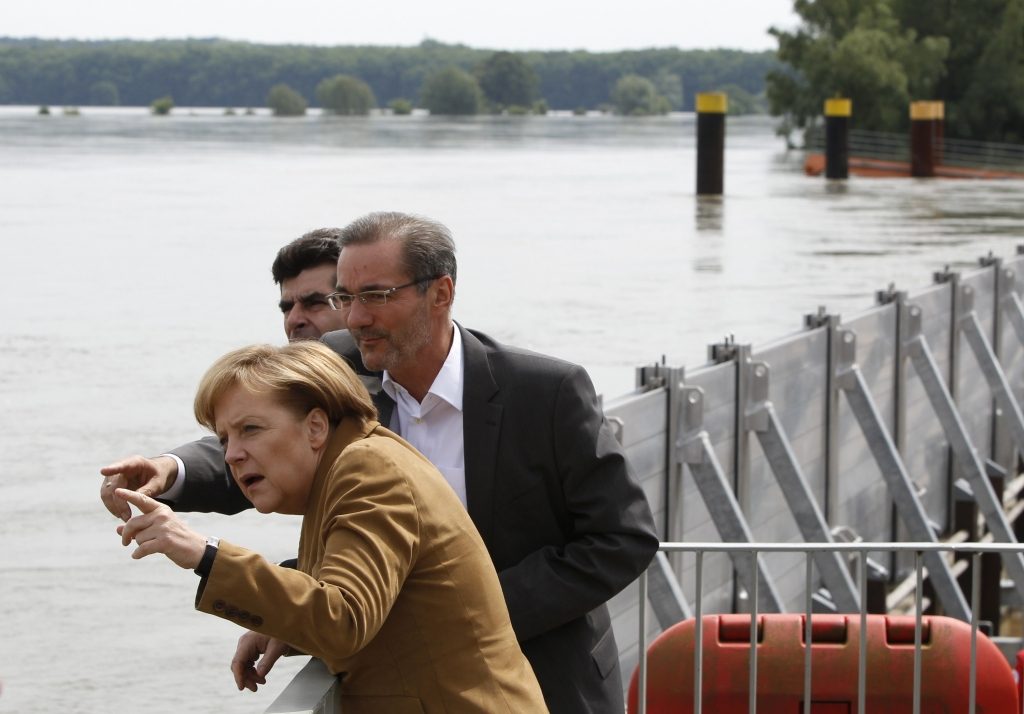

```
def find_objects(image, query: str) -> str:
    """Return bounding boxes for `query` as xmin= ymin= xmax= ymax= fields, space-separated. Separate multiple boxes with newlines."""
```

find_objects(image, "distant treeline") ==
xmin=0 ymin=37 xmax=778 ymax=112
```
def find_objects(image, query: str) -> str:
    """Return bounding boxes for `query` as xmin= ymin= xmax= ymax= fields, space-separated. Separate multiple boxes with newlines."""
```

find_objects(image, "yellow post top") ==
xmin=696 ymin=92 xmax=728 ymax=114
xmin=910 ymin=100 xmax=945 ymax=121
xmin=824 ymin=98 xmax=852 ymax=117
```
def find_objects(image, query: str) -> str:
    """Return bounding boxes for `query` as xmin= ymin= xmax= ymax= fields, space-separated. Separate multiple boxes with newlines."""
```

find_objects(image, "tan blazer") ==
xmin=196 ymin=419 xmax=547 ymax=714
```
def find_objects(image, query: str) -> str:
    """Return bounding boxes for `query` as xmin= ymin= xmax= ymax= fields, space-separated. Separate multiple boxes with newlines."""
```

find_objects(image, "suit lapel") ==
xmin=460 ymin=325 xmax=502 ymax=544
xmin=373 ymin=390 xmax=395 ymax=426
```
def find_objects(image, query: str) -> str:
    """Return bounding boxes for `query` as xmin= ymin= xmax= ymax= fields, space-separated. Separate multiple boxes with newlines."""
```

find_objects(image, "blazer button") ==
xmin=213 ymin=600 xmax=226 ymax=612
xmin=238 ymin=610 xmax=251 ymax=623
xmin=251 ymin=615 xmax=264 ymax=627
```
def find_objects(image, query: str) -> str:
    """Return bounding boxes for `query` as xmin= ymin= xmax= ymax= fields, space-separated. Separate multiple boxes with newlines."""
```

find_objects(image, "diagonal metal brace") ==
xmin=836 ymin=328 xmax=972 ymax=621
xmin=1004 ymin=289 xmax=1024 ymax=348
xmin=959 ymin=285 xmax=1024 ymax=456
xmin=902 ymin=301 xmax=1024 ymax=604
xmin=676 ymin=386 xmax=784 ymax=613
xmin=644 ymin=551 xmax=692 ymax=628
xmin=745 ymin=361 xmax=861 ymax=612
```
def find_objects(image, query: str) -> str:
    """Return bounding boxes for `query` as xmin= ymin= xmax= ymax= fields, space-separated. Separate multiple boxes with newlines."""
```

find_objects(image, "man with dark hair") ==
xmin=101 ymin=212 xmax=659 ymax=713
xmin=273 ymin=228 xmax=348 ymax=341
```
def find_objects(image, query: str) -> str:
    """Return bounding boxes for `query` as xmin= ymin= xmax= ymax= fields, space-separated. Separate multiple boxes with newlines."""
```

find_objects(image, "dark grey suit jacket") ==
xmin=171 ymin=325 xmax=659 ymax=713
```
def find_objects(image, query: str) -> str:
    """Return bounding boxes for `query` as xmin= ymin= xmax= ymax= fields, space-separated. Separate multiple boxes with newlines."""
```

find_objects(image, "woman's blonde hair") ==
xmin=194 ymin=342 xmax=377 ymax=431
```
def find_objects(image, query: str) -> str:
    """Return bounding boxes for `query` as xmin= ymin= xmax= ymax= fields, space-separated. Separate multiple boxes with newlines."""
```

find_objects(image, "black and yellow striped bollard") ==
xmin=696 ymin=92 xmax=727 ymax=195
xmin=910 ymin=100 xmax=944 ymax=178
xmin=824 ymin=98 xmax=851 ymax=180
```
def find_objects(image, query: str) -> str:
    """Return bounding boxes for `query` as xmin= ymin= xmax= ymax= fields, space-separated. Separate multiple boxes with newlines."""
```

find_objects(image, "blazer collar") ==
xmin=459 ymin=325 xmax=502 ymax=542
xmin=299 ymin=417 xmax=380 ymax=573
xmin=307 ymin=417 xmax=379 ymax=514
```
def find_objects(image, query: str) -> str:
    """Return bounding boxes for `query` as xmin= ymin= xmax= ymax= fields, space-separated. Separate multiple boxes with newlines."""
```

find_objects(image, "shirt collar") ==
xmin=381 ymin=324 xmax=463 ymax=411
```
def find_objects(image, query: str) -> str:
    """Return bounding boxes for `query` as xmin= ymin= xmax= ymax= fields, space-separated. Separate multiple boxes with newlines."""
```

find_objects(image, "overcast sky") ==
xmin=4 ymin=0 xmax=800 ymax=52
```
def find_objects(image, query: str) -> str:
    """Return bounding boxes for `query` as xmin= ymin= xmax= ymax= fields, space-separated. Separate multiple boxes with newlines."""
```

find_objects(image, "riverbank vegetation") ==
xmin=0 ymin=37 xmax=775 ymax=116
xmin=768 ymin=0 xmax=1024 ymax=142
xmin=267 ymin=83 xmax=307 ymax=116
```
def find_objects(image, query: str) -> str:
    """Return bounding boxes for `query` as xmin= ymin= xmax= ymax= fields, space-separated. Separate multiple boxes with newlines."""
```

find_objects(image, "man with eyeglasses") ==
xmin=273 ymin=228 xmax=349 ymax=341
xmin=101 ymin=211 xmax=658 ymax=714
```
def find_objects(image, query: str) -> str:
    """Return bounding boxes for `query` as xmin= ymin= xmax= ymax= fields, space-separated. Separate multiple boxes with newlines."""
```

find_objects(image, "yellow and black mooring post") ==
xmin=824 ymin=98 xmax=851 ymax=180
xmin=696 ymin=92 xmax=727 ymax=195
xmin=910 ymin=101 xmax=944 ymax=178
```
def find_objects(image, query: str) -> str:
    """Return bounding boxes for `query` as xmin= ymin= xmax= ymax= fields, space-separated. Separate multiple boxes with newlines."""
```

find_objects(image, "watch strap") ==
xmin=194 ymin=536 xmax=220 ymax=577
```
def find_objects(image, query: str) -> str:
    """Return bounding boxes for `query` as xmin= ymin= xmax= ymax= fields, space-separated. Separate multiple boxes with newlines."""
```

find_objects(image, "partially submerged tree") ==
xmin=316 ymin=74 xmax=377 ymax=115
xmin=150 ymin=95 xmax=174 ymax=115
xmin=420 ymin=67 xmax=483 ymax=115
xmin=389 ymin=98 xmax=414 ymax=115
xmin=266 ymin=83 xmax=307 ymax=116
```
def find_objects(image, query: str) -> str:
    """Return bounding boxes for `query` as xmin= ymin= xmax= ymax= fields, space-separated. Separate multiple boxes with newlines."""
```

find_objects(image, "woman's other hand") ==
xmin=114 ymin=488 xmax=205 ymax=569
xmin=100 ymin=455 xmax=179 ymax=521
xmin=232 ymin=632 xmax=289 ymax=692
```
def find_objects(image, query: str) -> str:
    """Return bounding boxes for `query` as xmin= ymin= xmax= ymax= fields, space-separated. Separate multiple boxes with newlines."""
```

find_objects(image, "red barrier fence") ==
xmin=629 ymin=614 xmax=1019 ymax=714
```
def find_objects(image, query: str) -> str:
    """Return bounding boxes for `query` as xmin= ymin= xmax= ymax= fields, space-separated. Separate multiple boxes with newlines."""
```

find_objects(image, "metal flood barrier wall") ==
xmin=264 ymin=247 xmax=1024 ymax=713
xmin=603 ymin=247 xmax=1024 ymax=680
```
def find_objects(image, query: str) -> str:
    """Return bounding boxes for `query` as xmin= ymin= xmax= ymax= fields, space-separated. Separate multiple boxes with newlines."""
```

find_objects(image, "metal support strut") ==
xmin=677 ymin=384 xmax=784 ymax=613
xmin=644 ymin=551 xmax=692 ymax=627
xmin=960 ymin=285 xmax=1024 ymax=456
xmin=836 ymin=328 xmax=972 ymax=621
xmin=902 ymin=299 xmax=1024 ymax=604
xmin=746 ymin=360 xmax=861 ymax=612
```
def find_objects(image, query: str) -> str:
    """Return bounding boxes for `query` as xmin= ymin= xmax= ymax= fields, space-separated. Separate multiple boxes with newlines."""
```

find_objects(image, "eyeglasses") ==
xmin=327 ymin=276 xmax=440 ymax=310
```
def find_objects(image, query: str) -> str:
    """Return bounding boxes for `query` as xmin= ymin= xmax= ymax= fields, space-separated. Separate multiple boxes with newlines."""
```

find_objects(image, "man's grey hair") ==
xmin=339 ymin=212 xmax=457 ymax=292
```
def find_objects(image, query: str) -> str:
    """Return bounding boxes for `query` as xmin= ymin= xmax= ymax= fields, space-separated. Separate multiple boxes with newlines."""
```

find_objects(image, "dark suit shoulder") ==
xmin=321 ymin=329 xmax=360 ymax=362
xmin=320 ymin=330 xmax=387 ymax=405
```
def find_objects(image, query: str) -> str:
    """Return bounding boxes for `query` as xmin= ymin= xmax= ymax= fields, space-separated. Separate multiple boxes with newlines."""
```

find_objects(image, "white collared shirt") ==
xmin=381 ymin=326 xmax=467 ymax=506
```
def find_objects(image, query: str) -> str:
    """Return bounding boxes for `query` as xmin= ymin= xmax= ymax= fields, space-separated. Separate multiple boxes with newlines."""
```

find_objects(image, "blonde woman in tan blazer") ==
xmin=113 ymin=341 xmax=546 ymax=714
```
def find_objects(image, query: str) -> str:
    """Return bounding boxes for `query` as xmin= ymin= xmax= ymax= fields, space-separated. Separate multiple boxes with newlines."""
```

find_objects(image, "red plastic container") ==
xmin=628 ymin=614 xmax=1018 ymax=713
xmin=1015 ymin=649 xmax=1024 ymax=712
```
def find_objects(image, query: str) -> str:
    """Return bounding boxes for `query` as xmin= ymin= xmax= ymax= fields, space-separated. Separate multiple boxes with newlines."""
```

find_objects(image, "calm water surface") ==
xmin=1 ymin=107 xmax=1023 ymax=713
